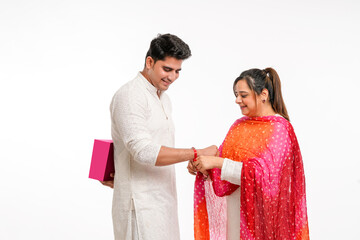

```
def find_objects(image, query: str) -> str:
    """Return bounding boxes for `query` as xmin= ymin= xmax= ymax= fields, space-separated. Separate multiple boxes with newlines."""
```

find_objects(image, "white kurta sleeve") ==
xmin=221 ymin=158 xmax=242 ymax=185
xmin=111 ymin=87 xmax=161 ymax=166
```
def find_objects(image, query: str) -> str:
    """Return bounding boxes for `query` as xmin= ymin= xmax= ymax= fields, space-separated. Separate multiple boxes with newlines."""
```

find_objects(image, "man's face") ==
xmin=145 ymin=56 xmax=183 ymax=91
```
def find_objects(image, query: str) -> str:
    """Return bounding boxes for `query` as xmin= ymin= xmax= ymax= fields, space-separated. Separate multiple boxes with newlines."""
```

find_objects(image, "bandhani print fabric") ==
xmin=194 ymin=116 xmax=309 ymax=240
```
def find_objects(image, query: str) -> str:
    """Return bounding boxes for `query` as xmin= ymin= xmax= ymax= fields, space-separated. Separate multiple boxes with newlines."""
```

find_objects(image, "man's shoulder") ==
xmin=118 ymin=75 xmax=139 ymax=90
xmin=114 ymin=75 xmax=144 ymax=97
xmin=111 ymin=76 xmax=147 ymax=106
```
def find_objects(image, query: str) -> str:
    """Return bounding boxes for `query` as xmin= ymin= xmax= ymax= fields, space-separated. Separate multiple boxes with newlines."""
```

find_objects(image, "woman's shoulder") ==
xmin=231 ymin=116 xmax=248 ymax=126
xmin=270 ymin=116 xmax=297 ymax=139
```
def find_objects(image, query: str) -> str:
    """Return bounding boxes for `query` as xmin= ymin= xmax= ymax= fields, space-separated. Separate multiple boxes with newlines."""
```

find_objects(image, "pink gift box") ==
xmin=89 ymin=139 xmax=115 ymax=181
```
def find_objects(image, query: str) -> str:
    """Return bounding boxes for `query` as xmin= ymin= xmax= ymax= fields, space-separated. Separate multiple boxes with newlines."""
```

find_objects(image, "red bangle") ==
xmin=192 ymin=147 xmax=197 ymax=161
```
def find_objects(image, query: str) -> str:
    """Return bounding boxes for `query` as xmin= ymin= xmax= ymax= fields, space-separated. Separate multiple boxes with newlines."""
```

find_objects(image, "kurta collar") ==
xmin=137 ymin=72 xmax=163 ymax=97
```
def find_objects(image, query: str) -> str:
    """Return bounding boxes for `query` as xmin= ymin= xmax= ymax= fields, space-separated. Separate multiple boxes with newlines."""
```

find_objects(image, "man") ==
xmin=102 ymin=34 xmax=217 ymax=240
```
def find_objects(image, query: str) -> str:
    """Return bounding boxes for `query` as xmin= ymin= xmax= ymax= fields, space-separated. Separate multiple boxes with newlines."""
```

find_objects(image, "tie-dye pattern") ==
xmin=194 ymin=116 xmax=309 ymax=240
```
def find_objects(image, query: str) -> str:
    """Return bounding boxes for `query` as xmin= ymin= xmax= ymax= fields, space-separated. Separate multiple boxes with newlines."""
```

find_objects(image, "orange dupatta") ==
xmin=194 ymin=116 xmax=309 ymax=240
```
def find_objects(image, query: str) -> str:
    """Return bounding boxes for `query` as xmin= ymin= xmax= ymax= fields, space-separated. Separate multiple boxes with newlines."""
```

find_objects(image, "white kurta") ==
xmin=221 ymin=158 xmax=242 ymax=240
xmin=110 ymin=72 xmax=180 ymax=240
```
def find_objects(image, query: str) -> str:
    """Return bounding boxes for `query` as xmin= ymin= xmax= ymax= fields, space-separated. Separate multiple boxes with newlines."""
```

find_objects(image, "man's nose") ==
xmin=168 ymin=71 xmax=176 ymax=82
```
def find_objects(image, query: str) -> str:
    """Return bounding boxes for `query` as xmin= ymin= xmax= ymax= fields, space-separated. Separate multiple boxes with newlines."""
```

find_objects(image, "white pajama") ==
xmin=221 ymin=158 xmax=242 ymax=240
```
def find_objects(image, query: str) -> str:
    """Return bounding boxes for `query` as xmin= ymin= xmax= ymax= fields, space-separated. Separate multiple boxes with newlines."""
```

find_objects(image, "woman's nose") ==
xmin=236 ymin=96 xmax=242 ymax=104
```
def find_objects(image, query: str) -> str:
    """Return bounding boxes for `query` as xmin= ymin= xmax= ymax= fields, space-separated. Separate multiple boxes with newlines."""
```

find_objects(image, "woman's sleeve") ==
xmin=220 ymin=158 xmax=242 ymax=185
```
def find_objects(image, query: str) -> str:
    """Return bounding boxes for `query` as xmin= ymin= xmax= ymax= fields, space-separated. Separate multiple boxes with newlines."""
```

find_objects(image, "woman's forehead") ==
xmin=235 ymin=80 xmax=251 ymax=91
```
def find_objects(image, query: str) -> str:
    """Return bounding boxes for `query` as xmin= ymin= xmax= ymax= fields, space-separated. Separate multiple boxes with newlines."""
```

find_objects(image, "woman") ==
xmin=189 ymin=68 xmax=309 ymax=240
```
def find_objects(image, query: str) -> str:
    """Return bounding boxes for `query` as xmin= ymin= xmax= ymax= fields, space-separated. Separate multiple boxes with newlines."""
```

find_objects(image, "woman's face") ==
xmin=234 ymin=79 xmax=259 ymax=117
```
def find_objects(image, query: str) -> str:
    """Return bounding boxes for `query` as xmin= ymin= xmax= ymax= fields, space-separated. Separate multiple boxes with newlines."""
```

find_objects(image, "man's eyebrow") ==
xmin=163 ymin=66 xmax=182 ymax=71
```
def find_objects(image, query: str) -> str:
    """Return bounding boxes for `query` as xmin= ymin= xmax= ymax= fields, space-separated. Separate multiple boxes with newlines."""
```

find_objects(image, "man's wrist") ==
xmin=191 ymin=147 xmax=197 ymax=161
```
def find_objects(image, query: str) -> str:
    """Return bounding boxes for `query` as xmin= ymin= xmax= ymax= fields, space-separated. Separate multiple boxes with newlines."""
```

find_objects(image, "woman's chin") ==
xmin=241 ymin=111 xmax=248 ymax=116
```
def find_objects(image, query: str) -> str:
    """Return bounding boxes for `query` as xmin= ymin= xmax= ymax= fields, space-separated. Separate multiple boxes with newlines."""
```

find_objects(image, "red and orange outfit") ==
xmin=194 ymin=116 xmax=309 ymax=240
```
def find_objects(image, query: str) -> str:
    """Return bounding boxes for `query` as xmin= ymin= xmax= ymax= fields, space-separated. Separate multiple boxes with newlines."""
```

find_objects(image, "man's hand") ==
xmin=197 ymin=145 xmax=218 ymax=157
xmin=100 ymin=173 xmax=115 ymax=189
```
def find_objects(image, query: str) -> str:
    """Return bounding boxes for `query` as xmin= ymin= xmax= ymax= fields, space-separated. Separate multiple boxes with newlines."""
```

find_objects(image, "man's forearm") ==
xmin=155 ymin=146 xmax=194 ymax=166
xmin=155 ymin=145 xmax=218 ymax=166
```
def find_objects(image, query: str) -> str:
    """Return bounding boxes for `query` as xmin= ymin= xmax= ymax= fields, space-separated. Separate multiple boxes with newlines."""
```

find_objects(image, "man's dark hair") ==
xmin=145 ymin=33 xmax=192 ymax=63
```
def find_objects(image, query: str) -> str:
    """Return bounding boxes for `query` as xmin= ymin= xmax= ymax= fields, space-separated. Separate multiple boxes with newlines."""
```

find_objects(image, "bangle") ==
xmin=192 ymin=147 xmax=197 ymax=161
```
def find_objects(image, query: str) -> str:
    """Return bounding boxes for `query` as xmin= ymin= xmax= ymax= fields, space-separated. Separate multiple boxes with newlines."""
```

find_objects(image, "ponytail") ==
xmin=264 ymin=68 xmax=290 ymax=121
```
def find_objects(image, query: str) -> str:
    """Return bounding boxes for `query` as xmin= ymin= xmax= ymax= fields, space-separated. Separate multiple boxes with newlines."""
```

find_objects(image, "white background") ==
xmin=1 ymin=0 xmax=359 ymax=239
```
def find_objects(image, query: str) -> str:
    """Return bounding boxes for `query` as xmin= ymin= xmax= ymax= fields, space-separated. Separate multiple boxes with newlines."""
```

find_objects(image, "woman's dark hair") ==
xmin=145 ymin=33 xmax=192 ymax=63
xmin=233 ymin=68 xmax=290 ymax=121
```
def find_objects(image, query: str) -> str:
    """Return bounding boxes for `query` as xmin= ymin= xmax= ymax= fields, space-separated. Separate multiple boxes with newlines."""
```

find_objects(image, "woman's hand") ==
xmin=187 ymin=158 xmax=210 ymax=180
xmin=187 ymin=160 xmax=197 ymax=175
xmin=193 ymin=156 xmax=224 ymax=177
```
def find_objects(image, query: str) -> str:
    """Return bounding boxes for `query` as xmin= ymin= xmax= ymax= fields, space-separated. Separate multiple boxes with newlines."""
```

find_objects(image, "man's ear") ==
xmin=145 ymin=56 xmax=154 ymax=69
